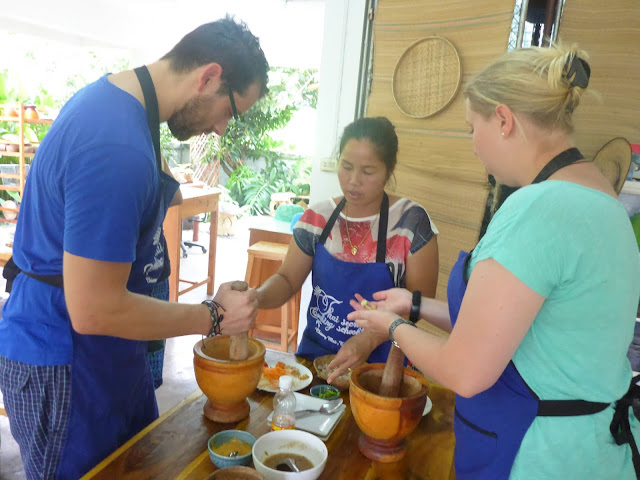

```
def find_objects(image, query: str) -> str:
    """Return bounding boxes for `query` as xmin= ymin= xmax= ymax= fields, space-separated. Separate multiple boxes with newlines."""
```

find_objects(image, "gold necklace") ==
xmin=345 ymin=203 xmax=375 ymax=256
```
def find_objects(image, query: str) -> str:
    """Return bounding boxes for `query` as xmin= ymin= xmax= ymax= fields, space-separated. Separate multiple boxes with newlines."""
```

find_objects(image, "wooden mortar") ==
xmin=349 ymin=363 xmax=429 ymax=462
xmin=194 ymin=336 xmax=265 ymax=423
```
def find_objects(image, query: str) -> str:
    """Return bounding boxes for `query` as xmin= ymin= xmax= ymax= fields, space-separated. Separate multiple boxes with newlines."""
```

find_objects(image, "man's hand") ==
xmin=214 ymin=281 xmax=259 ymax=336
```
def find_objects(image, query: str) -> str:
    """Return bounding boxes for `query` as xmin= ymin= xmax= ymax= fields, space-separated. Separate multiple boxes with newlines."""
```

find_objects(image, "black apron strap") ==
xmin=610 ymin=376 xmax=640 ymax=478
xmin=318 ymin=193 xmax=389 ymax=265
xmin=376 ymin=193 xmax=389 ymax=264
xmin=133 ymin=66 xmax=162 ymax=171
xmin=531 ymin=147 xmax=584 ymax=184
xmin=537 ymin=399 xmax=609 ymax=417
xmin=319 ymin=198 xmax=346 ymax=245
xmin=134 ymin=66 xmax=172 ymax=281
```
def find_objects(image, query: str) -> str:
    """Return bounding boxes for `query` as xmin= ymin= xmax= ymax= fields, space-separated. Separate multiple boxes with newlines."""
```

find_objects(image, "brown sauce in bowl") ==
xmin=263 ymin=452 xmax=314 ymax=471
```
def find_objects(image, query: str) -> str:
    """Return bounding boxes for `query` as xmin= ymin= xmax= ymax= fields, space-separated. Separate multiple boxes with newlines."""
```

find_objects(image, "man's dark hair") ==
xmin=162 ymin=15 xmax=269 ymax=98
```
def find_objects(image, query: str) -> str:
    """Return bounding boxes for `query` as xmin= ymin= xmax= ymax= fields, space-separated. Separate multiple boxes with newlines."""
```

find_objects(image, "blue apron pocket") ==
xmin=454 ymin=408 xmax=498 ymax=474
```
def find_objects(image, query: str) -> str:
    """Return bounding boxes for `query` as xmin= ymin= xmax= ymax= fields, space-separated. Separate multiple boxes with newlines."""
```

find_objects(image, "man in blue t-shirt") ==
xmin=0 ymin=16 xmax=269 ymax=480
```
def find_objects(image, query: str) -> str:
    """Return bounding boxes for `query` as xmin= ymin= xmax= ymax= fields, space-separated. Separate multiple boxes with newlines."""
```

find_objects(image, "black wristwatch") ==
xmin=409 ymin=290 xmax=421 ymax=323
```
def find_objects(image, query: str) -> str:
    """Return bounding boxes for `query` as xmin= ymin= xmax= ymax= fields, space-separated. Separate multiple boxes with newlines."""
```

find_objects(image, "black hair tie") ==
xmin=564 ymin=55 xmax=591 ymax=89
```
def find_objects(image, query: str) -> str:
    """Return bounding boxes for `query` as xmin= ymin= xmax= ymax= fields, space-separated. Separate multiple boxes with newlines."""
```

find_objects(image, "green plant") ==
xmin=212 ymin=67 xmax=318 ymax=177
xmin=226 ymin=156 xmax=311 ymax=216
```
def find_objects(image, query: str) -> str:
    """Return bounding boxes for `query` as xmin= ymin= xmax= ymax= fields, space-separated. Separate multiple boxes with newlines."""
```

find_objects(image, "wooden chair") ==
xmin=245 ymin=241 xmax=299 ymax=352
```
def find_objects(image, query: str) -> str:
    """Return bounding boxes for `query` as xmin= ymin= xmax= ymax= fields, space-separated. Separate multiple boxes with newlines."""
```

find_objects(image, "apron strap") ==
xmin=376 ymin=193 xmax=389 ymax=264
xmin=531 ymin=147 xmax=584 ymax=184
xmin=319 ymin=198 xmax=346 ymax=245
xmin=537 ymin=399 xmax=609 ymax=416
xmin=318 ymin=193 xmax=390 ymax=264
xmin=610 ymin=376 xmax=640 ymax=478
xmin=133 ymin=66 xmax=162 ymax=172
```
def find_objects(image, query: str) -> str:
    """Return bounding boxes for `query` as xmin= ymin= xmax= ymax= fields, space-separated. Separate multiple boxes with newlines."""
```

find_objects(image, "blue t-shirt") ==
xmin=0 ymin=75 xmax=164 ymax=365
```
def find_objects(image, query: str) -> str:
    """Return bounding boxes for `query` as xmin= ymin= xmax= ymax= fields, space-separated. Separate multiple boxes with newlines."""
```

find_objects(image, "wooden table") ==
xmin=82 ymin=352 xmax=456 ymax=480
xmin=163 ymin=184 xmax=221 ymax=302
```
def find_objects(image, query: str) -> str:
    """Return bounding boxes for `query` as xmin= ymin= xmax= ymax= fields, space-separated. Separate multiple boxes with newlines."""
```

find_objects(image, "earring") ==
xmin=501 ymin=131 xmax=505 ymax=137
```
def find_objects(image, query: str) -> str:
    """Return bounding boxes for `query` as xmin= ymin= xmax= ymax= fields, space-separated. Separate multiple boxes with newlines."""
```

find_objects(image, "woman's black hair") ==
xmin=338 ymin=117 xmax=398 ymax=175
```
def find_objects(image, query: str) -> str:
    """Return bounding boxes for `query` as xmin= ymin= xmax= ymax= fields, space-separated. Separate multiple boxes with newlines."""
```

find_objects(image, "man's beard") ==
xmin=167 ymin=93 xmax=214 ymax=141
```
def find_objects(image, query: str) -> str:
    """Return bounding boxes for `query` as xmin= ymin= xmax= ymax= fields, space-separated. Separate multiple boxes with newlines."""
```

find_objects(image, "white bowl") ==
xmin=252 ymin=430 xmax=328 ymax=480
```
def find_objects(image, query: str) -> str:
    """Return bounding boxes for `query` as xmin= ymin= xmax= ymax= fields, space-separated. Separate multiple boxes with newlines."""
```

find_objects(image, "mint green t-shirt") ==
xmin=469 ymin=181 xmax=640 ymax=479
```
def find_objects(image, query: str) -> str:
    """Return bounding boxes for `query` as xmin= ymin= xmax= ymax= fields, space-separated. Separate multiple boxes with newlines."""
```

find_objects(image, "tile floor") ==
xmin=0 ymin=215 xmax=309 ymax=480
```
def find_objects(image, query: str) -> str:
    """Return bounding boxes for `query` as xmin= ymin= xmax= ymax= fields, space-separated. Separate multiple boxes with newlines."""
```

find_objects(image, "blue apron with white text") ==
xmin=297 ymin=194 xmax=396 ymax=363
xmin=447 ymin=148 xmax=640 ymax=479
xmin=55 ymin=170 xmax=179 ymax=479
xmin=55 ymin=66 xmax=181 ymax=479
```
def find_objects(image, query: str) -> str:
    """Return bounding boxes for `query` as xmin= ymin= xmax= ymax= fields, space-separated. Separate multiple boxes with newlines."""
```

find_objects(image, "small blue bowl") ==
xmin=310 ymin=384 xmax=340 ymax=400
xmin=208 ymin=429 xmax=256 ymax=469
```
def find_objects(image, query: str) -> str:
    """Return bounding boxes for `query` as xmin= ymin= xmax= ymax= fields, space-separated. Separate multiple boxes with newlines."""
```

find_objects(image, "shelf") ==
xmin=0 ymin=115 xmax=53 ymax=125
xmin=622 ymin=181 xmax=640 ymax=196
xmin=0 ymin=173 xmax=21 ymax=180
xmin=0 ymin=151 xmax=35 ymax=158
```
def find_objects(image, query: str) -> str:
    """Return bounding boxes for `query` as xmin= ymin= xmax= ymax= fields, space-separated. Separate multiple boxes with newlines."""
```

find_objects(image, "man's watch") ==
xmin=409 ymin=290 xmax=421 ymax=323
xmin=388 ymin=318 xmax=415 ymax=348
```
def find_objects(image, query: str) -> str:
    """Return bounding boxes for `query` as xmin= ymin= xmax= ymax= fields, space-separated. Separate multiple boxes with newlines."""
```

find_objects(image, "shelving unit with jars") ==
xmin=0 ymin=102 xmax=53 ymax=223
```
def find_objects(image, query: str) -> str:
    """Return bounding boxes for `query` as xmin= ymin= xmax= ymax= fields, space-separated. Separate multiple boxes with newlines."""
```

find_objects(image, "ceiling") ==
xmin=0 ymin=0 xmax=326 ymax=67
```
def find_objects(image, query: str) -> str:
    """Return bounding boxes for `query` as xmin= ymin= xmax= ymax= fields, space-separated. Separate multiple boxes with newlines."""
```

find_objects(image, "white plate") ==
xmin=423 ymin=395 xmax=433 ymax=416
xmin=267 ymin=392 xmax=347 ymax=441
xmin=257 ymin=360 xmax=313 ymax=393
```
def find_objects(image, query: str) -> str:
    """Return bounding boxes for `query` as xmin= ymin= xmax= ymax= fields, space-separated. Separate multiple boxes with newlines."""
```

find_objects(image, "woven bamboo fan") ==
xmin=392 ymin=36 xmax=462 ymax=118
xmin=591 ymin=137 xmax=631 ymax=194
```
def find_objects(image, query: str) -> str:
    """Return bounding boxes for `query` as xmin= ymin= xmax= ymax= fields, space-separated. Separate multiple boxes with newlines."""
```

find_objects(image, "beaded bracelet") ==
xmin=202 ymin=300 xmax=226 ymax=337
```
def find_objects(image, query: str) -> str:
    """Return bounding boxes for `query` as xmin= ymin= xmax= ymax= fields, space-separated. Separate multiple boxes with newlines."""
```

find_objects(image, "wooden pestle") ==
xmin=379 ymin=345 xmax=405 ymax=397
xmin=361 ymin=299 xmax=405 ymax=397
xmin=229 ymin=280 xmax=250 ymax=361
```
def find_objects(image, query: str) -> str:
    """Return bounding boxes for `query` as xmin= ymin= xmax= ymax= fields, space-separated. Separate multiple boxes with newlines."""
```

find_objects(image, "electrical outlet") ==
xmin=320 ymin=158 xmax=337 ymax=172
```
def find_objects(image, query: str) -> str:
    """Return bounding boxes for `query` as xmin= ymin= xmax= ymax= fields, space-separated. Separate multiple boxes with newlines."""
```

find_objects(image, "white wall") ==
xmin=309 ymin=0 xmax=367 ymax=204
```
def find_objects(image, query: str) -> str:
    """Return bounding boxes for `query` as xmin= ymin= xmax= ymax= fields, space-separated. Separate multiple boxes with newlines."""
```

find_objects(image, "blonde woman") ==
xmin=349 ymin=45 xmax=640 ymax=479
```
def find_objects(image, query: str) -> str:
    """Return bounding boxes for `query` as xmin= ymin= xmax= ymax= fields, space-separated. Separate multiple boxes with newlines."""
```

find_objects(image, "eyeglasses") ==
xmin=225 ymin=80 xmax=239 ymax=121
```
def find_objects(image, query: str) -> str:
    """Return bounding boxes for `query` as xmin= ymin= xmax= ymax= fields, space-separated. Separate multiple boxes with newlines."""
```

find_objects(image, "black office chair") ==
xmin=180 ymin=216 xmax=207 ymax=258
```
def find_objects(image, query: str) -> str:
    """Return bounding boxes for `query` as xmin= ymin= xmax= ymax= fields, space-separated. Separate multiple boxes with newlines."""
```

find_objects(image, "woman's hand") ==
xmin=347 ymin=308 xmax=399 ymax=338
xmin=326 ymin=334 xmax=376 ymax=384
xmin=349 ymin=288 xmax=413 ymax=316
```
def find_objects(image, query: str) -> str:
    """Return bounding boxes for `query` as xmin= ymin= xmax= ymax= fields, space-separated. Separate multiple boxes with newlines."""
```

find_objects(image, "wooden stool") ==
xmin=245 ymin=241 xmax=299 ymax=353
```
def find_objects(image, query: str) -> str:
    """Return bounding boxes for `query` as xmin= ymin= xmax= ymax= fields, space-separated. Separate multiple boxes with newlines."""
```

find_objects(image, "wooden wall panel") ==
xmin=558 ymin=1 xmax=640 ymax=159
xmin=367 ymin=0 xmax=515 ymax=299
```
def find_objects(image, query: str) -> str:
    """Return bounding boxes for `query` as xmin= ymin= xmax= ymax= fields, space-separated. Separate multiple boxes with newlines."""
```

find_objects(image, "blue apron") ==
xmin=55 ymin=66 xmax=180 ymax=478
xmin=297 ymin=194 xmax=396 ymax=363
xmin=447 ymin=148 xmax=640 ymax=479
xmin=55 ymin=169 xmax=178 ymax=479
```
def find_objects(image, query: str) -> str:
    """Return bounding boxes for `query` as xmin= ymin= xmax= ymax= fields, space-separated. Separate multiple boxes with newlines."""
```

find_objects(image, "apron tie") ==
xmin=610 ymin=376 xmax=640 ymax=477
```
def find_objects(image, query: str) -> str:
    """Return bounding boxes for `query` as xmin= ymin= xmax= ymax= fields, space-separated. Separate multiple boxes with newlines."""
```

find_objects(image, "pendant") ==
xmin=351 ymin=246 xmax=358 ymax=255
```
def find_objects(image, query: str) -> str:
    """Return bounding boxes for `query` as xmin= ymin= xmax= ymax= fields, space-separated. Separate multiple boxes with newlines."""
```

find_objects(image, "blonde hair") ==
xmin=464 ymin=43 xmax=589 ymax=133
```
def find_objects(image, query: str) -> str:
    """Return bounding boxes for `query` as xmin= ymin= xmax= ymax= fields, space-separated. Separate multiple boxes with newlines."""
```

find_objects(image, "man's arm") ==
xmin=63 ymin=252 xmax=257 ymax=339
